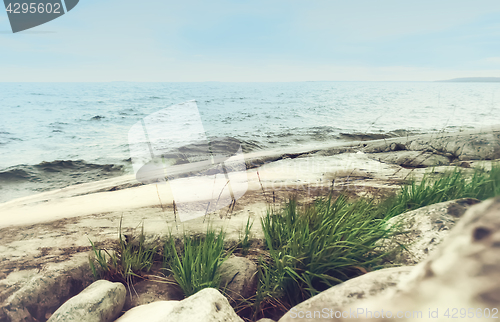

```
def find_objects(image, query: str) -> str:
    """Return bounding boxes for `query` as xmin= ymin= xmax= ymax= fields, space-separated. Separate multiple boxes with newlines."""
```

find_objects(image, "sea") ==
xmin=0 ymin=81 xmax=499 ymax=203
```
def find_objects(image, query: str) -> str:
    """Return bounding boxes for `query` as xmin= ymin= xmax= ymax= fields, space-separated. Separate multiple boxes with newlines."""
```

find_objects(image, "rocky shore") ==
xmin=1 ymin=128 xmax=499 ymax=321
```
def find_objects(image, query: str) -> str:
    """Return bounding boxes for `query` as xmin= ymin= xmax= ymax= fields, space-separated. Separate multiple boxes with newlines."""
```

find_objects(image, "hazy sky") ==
xmin=1 ymin=0 xmax=500 ymax=82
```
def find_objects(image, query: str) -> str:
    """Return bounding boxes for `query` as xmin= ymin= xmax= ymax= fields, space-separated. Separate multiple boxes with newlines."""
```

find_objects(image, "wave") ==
xmin=0 ymin=131 xmax=23 ymax=145
xmin=35 ymin=160 xmax=123 ymax=172
xmin=0 ymin=168 xmax=32 ymax=181
xmin=338 ymin=129 xmax=422 ymax=141
xmin=153 ymin=137 xmax=263 ymax=165
xmin=0 ymin=160 xmax=123 ymax=185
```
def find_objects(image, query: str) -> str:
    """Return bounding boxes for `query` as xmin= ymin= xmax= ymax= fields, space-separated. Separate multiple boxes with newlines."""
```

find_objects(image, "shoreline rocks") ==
xmin=1 ymin=129 xmax=499 ymax=321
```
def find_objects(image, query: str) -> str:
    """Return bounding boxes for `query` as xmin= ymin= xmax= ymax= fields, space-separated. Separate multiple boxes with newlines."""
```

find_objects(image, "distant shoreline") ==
xmin=437 ymin=77 xmax=500 ymax=82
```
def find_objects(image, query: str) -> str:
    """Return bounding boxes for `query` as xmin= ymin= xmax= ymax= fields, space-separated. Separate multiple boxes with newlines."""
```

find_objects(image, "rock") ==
xmin=371 ymin=151 xmax=450 ymax=167
xmin=441 ymin=132 xmax=500 ymax=161
xmin=333 ymin=197 xmax=500 ymax=321
xmin=2 ymin=256 xmax=94 ymax=322
xmin=363 ymin=129 xmax=500 ymax=162
xmin=219 ymin=256 xmax=258 ymax=300
xmin=379 ymin=198 xmax=480 ymax=265
xmin=390 ymin=143 xmax=406 ymax=151
xmin=47 ymin=280 xmax=126 ymax=322
xmin=122 ymin=279 xmax=184 ymax=311
xmin=279 ymin=266 xmax=413 ymax=322
xmin=115 ymin=301 xmax=179 ymax=322
xmin=167 ymin=288 xmax=243 ymax=322
xmin=116 ymin=288 xmax=242 ymax=322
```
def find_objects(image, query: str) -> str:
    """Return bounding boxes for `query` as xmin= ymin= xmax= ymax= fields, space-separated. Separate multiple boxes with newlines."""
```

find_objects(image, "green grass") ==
xmin=383 ymin=164 xmax=500 ymax=219
xmin=251 ymin=164 xmax=500 ymax=318
xmin=238 ymin=217 xmax=254 ymax=256
xmin=88 ymin=220 xmax=157 ymax=285
xmin=163 ymin=227 xmax=232 ymax=297
xmin=256 ymin=195 xmax=395 ymax=310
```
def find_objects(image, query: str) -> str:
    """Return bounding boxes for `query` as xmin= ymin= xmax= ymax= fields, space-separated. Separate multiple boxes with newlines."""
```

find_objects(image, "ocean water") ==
xmin=0 ymin=81 xmax=499 ymax=203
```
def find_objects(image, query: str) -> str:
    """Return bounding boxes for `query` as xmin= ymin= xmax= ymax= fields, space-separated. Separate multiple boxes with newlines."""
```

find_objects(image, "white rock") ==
xmin=329 ymin=197 xmax=500 ymax=321
xmin=379 ymin=198 xmax=479 ymax=265
xmin=116 ymin=288 xmax=242 ymax=322
xmin=47 ymin=279 xmax=126 ymax=322
xmin=168 ymin=288 xmax=243 ymax=322
xmin=279 ymin=266 xmax=413 ymax=322
xmin=115 ymin=301 xmax=179 ymax=322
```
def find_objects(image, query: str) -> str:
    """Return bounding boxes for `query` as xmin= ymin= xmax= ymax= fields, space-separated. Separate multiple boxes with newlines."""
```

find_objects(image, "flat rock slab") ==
xmin=362 ymin=128 xmax=500 ymax=162
xmin=370 ymin=151 xmax=451 ymax=167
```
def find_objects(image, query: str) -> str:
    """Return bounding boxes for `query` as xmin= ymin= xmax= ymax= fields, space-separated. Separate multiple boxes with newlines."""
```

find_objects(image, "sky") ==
xmin=1 ymin=0 xmax=500 ymax=82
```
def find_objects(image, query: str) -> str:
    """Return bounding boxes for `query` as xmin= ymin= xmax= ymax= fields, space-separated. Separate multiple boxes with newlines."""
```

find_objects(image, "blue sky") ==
xmin=1 ymin=0 xmax=500 ymax=81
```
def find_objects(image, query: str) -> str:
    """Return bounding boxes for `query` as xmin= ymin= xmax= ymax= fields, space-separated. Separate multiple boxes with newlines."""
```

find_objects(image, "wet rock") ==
xmin=47 ymin=280 xmax=126 ymax=322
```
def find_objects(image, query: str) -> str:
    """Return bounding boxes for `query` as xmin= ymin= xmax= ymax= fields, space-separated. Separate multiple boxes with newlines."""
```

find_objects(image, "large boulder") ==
xmin=219 ymin=256 xmax=258 ymax=300
xmin=379 ymin=198 xmax=480 ymax=265
xmin=47 ymin=280 xmax=126 ymax=322
xmin=116 ymin=288 xmax=243 ymax=322
xmin=279 ymin=266 xmax=413 ymax=322
xmin=327 ymin=197 xmax=500 ymax=321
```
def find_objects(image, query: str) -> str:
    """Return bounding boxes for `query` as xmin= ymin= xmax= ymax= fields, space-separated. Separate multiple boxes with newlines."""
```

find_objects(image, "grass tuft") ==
xmin=163 ymin=227 xmax=231 ymax=297
xmin=383 ymin=164 xmax=500 ymax=219
xmin=257 ymin=194 xmax=395 ymax=309
xmin=88 ymin=219 xmax=157 ymax=285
